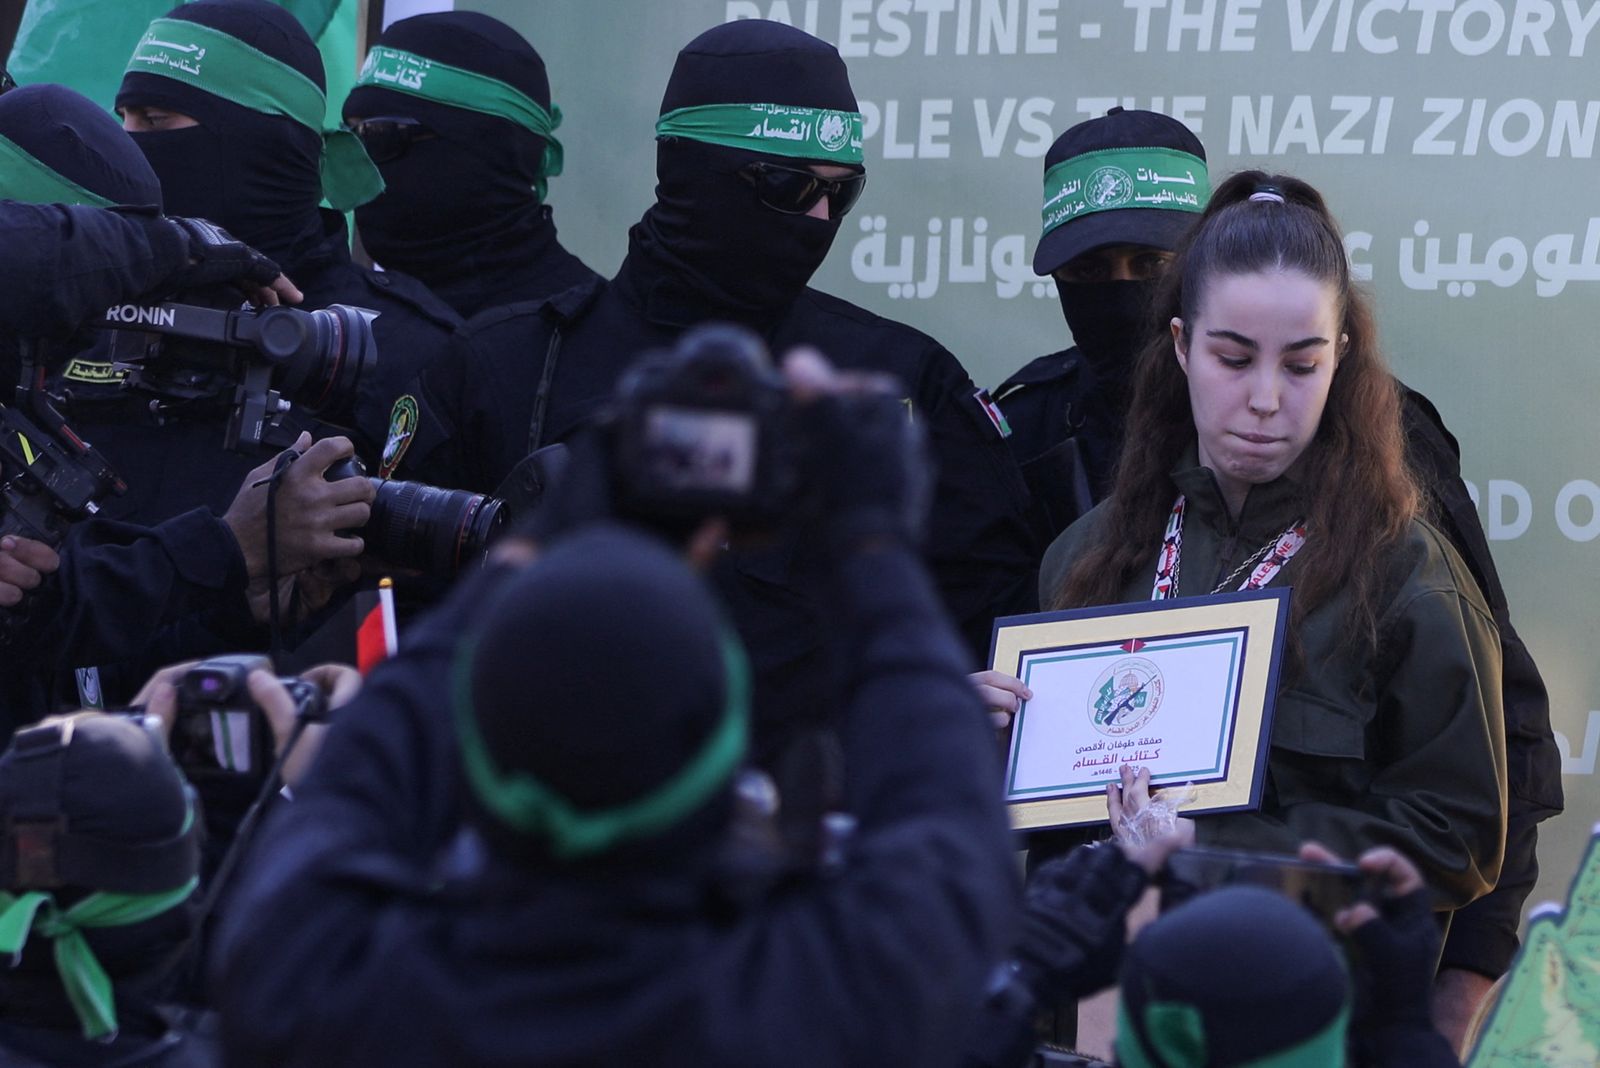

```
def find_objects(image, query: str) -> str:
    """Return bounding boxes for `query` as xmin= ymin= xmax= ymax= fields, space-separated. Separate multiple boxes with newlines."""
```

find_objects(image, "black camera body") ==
xmin=169 ymin=654 xmax=327 ymax=774
xmin=609 ymin=325 xmax=802 ymax=530
xmin=324 ymin=456 xmax=507 ymax=576
xmin=93 ymin=296 xmax=376 ymax=453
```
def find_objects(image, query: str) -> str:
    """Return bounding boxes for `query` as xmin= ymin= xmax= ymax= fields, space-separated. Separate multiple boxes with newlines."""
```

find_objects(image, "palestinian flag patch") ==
xmin=973 ymin=388 xmax=1012 ymax=438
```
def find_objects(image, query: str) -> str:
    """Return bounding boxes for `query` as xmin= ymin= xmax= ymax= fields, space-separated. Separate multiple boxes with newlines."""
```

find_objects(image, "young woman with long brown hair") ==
xmin=1036 ymin=171 xmax=1507 ymax=908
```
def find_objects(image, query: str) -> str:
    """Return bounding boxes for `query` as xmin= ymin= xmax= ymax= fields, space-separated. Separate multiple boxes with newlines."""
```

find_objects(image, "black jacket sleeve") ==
xmin=1401 ymin=385 xmax=1563 ymax=977
xmin=0 ymin=201 xmax=188 ymax=339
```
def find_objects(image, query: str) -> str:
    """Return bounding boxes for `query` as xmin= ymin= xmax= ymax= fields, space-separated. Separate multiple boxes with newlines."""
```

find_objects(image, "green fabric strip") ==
xmin=657 ymin=103 xmax=865 ymax=165
xmin=355 ymin=45 xmax=564 ymax=200
xmin=0 ymin=877 xmax=199 ymax=1041
xmin=1115 ymin=999 xmax=1349 ymax=1068
xmin=0 ymin=134 xmax=117 ymax=207
xmin=125 ymin=18 xmax=382 ymax=209
xmin=453 ymin=631 xmax=751 ymax=859
xmin=1040 ymin=146 xmax=1209 ymax=240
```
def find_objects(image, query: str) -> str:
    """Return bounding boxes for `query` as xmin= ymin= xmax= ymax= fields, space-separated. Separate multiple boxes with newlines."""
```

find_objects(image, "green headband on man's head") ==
xmin=0 ymin=134 xmax=115 ymax=207
xmin=355 ymin=46 xmax=565 ymax=201
xmin=125 ymin=18 xmax=383 ymax=210
xmin=1115 ymin=1000 xmax=1348 ymax=1068
xmin=452 ymin=630 xmax=751 ymax=859
xmin=657 ymin=102 xmax=864 ymax=165
xmin=1040 ymin=146 xmax=1209 ymax=241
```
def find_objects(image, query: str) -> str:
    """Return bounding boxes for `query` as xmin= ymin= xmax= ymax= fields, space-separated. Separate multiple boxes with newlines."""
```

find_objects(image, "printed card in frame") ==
xmin=989 ymin=588 xmax=1290 ymax=832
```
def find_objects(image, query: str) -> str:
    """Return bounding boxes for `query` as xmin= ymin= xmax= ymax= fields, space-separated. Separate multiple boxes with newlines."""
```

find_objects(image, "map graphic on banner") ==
xmin=468 ymin=0 xmax=1600 ymax=916
xmin=1468 ymin=826 xmax=1600 ymax=1067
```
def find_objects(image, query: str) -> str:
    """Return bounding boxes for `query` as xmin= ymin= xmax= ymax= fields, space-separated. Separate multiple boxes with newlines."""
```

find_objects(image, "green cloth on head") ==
xmin=355 ymin=45 xmax=564 ymax=201
xmin=452 ymin=631 xmax=751 ymax=859
xmin=657 ymin=102 xmax=864 ymax=165
xmin=0 ymin=134 xmax=116 ymax=207
xmin=125 ymin=17 xmax=382 ymax=209
xmin=1114 ymin=1000 xmax=1349 ymax=1068
xmin=1040 ymin=146 xmax=1208 ymax=241
xmin=0 ymin=877 xmax=199 ymax=1041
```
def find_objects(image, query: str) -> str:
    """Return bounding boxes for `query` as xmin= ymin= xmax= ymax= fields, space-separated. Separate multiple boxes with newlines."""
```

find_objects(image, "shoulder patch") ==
xmin=972 ymin=387 xmax=1012 ymax=438
xmin=61 ymin=359 xmax=125 ymax=385
xmin=379 ymin=394 xmax=420 ymax=478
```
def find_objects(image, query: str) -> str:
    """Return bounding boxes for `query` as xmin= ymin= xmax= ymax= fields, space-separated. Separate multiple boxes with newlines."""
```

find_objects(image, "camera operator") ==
xmin=0 ymin=712 xmax=211 ymax=1067
xmin=0 ymin=83 xmax=372 ymax=735
xmin=212 ymin=352 xmax=1021 ymax=1066
xmin=103 ymin=0 xmax=461 ymax=477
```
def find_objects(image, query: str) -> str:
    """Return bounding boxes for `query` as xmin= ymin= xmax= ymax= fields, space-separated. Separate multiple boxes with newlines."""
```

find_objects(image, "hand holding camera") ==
xmin=164 ymin=215 xmax=302 ymax=308
xmin=222 ymin=432 xmax=376 ymax=583
xmin=0 ymin=534 xmax=59 ymax=607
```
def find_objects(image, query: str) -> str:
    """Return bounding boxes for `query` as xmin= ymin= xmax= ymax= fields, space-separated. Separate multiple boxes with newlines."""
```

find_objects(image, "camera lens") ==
xmin=366 ymin=479 xmax=506 ymax=575
xmin=253 ymin=304 xmax=377 ymax=420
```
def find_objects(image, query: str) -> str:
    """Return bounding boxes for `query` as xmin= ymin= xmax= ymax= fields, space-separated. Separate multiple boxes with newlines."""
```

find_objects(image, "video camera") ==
xmin=0 ymin=346 xmax=128 ymax=645
xmin=91 ymin=296 xmax=376 ymax=453
xmin=605 ymin=323 xmax=804 ymax=531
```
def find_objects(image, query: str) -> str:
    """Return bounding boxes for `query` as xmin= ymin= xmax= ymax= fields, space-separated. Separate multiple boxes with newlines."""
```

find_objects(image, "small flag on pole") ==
xmin=356 ymin=577 xmax=398 ymax=675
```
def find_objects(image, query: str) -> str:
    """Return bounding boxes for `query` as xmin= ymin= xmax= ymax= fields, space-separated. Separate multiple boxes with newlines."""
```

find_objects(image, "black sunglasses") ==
xmin=0 ymin=70 xmax=16 ymax=96
xmin=738 ymin=162 xmax=867 ymax=218
xmin=346 ymin=116 xmax=437 ymax=163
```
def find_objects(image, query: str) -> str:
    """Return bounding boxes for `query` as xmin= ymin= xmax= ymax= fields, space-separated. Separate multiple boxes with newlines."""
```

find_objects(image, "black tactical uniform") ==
xmin=344 ymin=11 xmax=597 ymax=320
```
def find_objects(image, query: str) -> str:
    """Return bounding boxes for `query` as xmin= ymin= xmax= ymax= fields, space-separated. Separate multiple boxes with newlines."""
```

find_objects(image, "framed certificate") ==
xmin=990 ymin=588 xmax=1290 ymax=831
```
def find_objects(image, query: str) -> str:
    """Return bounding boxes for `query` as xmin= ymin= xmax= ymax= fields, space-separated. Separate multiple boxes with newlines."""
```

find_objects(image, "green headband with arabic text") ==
xmin=657 ymin=102 xmax=864 ymax=164
xmin=125 ymin=18 xmax=384 ymax=210
xmin=1040 ymin=146 xmax=1209 ymax=240
xmin=354 ymin=45 xmax=565 ymax=202
xmin=0 ymin=135 xmax=117 ymax=207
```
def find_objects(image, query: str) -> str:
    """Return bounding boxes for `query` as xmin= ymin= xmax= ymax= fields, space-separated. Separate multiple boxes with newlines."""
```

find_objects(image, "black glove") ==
xmin=806 ymin=388 xmax=931 ymax=556
xmin=165 ymin=216 xmax=282 ymax=292
xmin=1017 ymin=843 xmax=1149 ymax=1000
xmin=1349 ymin=888 xmax=1441 ymax=1031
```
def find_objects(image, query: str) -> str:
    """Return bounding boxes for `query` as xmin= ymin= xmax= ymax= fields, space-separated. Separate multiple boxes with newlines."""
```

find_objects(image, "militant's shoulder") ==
xmin=995 ymin=347 xmax=1086 ymax=399
xmin=354 ymin=267 xmax=464 ymax=330
xmin=457 ymin=275 xmax=607 ymax=347
xmin=787 ymin=287 xmax=973 ymax=392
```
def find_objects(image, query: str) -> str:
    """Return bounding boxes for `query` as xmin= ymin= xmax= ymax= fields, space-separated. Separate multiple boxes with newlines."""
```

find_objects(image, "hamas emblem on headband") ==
xmin=1086 ymin=165 xmax=1134 ymax=209
xmin=379 ymin=394 xmax=419 ymax=479
xmin=1089 ymin=656 xmax=1164 ymax=737
xmin=817 ymin=111 xmax=852 ymax=153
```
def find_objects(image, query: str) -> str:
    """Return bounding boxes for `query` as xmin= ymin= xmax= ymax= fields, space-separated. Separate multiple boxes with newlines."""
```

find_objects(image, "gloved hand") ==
xmin=785 ymin=348 xmax=930 ymax=556
xmin=1347 ymin=886 xmax=1440 ymax=1031
xmin=1017 ymin=842 xmax=1150 ymax=999
xmin=164 ymin=215 xmax=296 ymax=302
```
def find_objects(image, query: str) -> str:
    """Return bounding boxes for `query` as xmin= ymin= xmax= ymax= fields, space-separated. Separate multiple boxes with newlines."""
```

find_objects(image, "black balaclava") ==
xmin=0 ymin=716 xmax=199 ymax=1037
xmin=0 ymin=83 xmax=163 ymax=209
xmin=116 ymin=0 xmax=327 ymax=264
xmin=628 ymin=20 xmax=858 ymax=328
xmin=1116 ymin=887 xmax=1348 ymax=1067
xmin=460 ymin=525 xmax=742 ymax=871
xmin=1057 ymin=278 xmax=1159 ymax=409
xmin=345 ymin=12 xmax=562 ymax=299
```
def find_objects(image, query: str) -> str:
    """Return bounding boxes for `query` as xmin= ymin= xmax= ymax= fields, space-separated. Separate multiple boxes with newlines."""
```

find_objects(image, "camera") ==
xmin=92 ymin=296 xmax=377 ymax=452
xmin=323 ymin=457 xmax=507 ymax=575
xmin=608 ymin=324 xmax=802 ymax=529
xmin=1159 ymin=846 xmax=1382 ymax=926
xmin=168 ymin=654 xmax=327 ymax=774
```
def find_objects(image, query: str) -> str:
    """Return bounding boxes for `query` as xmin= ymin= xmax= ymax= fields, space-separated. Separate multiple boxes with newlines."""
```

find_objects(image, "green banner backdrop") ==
xmin=468 ymin=0 xmax=1600 ymax=913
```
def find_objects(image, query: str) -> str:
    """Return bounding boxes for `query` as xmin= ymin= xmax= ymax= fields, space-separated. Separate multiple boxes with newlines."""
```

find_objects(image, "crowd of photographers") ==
xmin=0 ymin=1 xmax=1559 ymax=1065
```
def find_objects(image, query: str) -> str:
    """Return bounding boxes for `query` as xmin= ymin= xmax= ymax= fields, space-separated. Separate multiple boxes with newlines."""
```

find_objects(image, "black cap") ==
xmin=1033 ymin=107 xmax=1206 ymax=276
xmin=0 ymin=83 xmax=164 ymax=208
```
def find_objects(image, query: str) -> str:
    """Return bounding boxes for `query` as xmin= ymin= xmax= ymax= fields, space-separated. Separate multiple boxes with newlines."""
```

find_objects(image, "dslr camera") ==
xmin=167 ymin=654 xmax=327 ymax=775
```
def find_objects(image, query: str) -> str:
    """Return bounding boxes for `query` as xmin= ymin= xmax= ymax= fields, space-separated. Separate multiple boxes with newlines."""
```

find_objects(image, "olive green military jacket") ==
xmin=1038 ymin=460 xmax=1508 ymax=909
